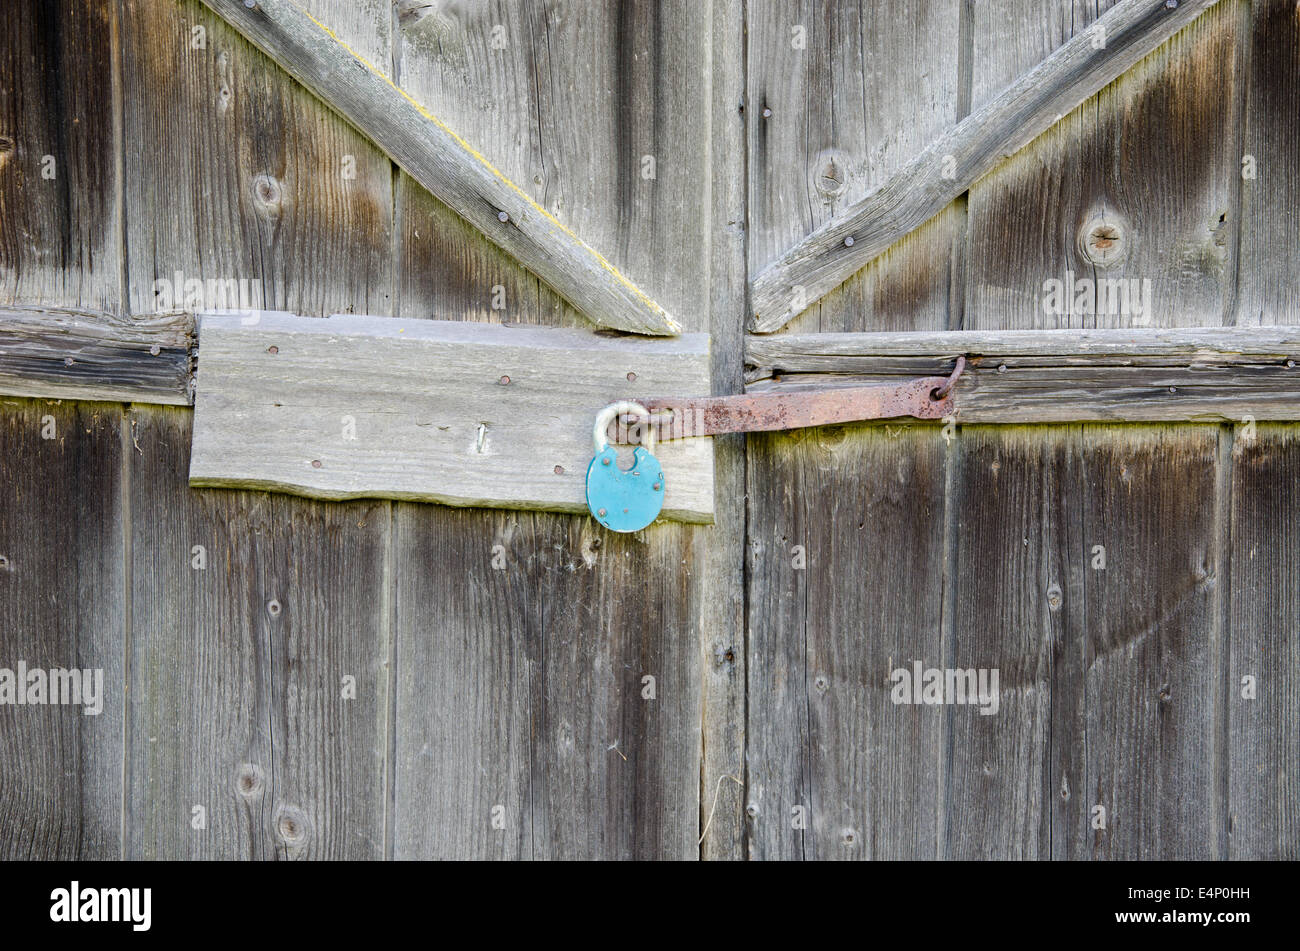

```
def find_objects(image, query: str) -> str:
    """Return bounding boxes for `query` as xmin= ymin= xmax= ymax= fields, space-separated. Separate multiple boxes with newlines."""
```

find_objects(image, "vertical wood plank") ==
xmin=1073 ymin=427 xmax=1220 ymax=859
xmin=0 ymin=0 xmax=125 ymax=859
xmin=1228 ymin=425 xmax=1300 ymax=858
xmin=1235 ymin=0 xmax=1300 ymax=325
xmin=120 ymin=0 xmax=393 ymax=857
xmin=746 ymin=0 xmax=963 ymax=334
xmin=743 ymin=0 xmax=962 ymax=861
xmin=391 ymin=0 xmax=712 ymax=859
xmin=0 ymin=0 xmax=120 ymax=310
xmin=0 ymin=399 xmax=124 ymax=859
xmin=944 ymin=427 xmax=1074 ymax=859
xmin=120 ymin=0 xmax=393 ymax=316
xmin=746 ymin=426 xmax=947 ymax=859
xmin=124 ymin=407 xmax=389 ymax=859
xmin=966 ymin=0 xmax=1244 ymax=330
xmin=699 ymin=0 xmax=749 ymax=861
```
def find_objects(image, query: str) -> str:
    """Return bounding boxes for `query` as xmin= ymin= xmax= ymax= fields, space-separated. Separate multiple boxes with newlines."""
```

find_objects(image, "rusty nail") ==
xmin=311 ymin=459 xmax=322 ymax=468
xmin=653 ymin=482 xmax=661 ymax=491
xmin=553 ymin=465 xmax=564 ymax=475
xmin=499 ymin=375 xmax=510 ymax=385
xmin=602 ymin=456 xmax=611 ymax=465
xmin=598 ymin=508 xmax=606 ymax=517
xmin=267 ymin=345 xmax=278 ymax=354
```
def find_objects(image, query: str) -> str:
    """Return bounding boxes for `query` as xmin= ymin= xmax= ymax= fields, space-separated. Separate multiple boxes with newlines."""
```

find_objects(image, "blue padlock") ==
xmin=586 ymin=401 xmax=665 ymax=533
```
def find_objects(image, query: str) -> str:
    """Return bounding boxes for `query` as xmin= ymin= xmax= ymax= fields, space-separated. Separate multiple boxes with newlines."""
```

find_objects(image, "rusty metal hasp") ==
xmin=621 ymin=357 xmax=965 ymax=439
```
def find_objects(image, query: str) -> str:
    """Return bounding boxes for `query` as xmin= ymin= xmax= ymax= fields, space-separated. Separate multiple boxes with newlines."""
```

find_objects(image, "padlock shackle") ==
xmin=593 ymin=401 xmax=655 ymax=455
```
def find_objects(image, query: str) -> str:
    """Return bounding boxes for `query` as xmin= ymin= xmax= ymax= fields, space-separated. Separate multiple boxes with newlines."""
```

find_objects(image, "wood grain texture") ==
xmin=390 ymin=0 xmax=712 ymax=859
xmin=945 ymin=427 xmax=1073 ymax=859
xmin=746 ymin=0 xmax=963 ymax=335
xmin=197 ymin=0 xmax=677 ymax=336
xmin=750 ymin=364 xmax=1300 ymax=424
xmin=744 ymin=0 xmax=961 ymax=861
xmin=0 ymin=399 xmax=125 ymax=860
xmin=1227 ymin=425 xmax=1300 ymax=858
xmin=125 ymin=406 xmax=388 ymax=859
xmin=745 ymin=327 xmax=1300 ymax=423
xmin=966 ymin=0 xmax=1243 ymax=331
xmin=1066 ymin=426 xmax=1221 ymax=859
xmin=698 ymin=0 xmax=749 ymax=861
xmin=0 ymin=306 xmax=192 ymax=404
xmin=746 ymin=426 xmax=947 ymax=859
xmin=190 ymin=313 xmax=714 ymax=521
xmin=748 ymin=326 xmax=1300 ymax=368
xmin=121 ymin=0 xmax=394 ymax=859
xmin=121 ymin=0 xmax=394 ymax=318
xmin=750 ymin=0 xmax=1225 ymax=333
xmin=0 ymin=0 xmax=120 ymax=310
xmin=1235 ymin=0 xmax=1300 ymax=325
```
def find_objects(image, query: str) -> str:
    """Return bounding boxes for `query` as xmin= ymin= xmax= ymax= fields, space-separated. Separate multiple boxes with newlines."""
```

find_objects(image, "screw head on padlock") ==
xmin=586 ymin=401 xmax=665 ymax=533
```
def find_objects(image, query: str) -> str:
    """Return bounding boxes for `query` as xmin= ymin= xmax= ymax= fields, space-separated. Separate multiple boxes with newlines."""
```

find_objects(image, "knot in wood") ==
xmin=275 ymin=804 xmax=311 ymax=846
xmin=1079 ymin=211 xmax=1128 ymax=267
xmin=234 ymin=762 xmax=265 ymax=800
xmin=251 ymin=173 xmax=284 ymax=220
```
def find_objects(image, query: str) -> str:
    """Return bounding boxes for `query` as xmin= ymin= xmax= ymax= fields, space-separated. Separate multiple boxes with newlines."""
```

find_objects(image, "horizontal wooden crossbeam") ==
xmin=748 ymin=0 xmax=1224 ymax=333
xmin=746 ymin=327 xmax=1300 ymax=424
xmin=0 ymin=306 xmax=193 ymax=405
xmin=197 ymin=0 xmax=679 ymax=337
xmin=189 ymin=313 xmax=715 ymax=521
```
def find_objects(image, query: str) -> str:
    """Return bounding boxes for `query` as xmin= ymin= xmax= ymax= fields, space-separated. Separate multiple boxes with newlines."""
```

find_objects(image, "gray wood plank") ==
xmin=0 ymin=0 xmax=126 ymax=860
xmin=747 ymin=364 xmax=1300 ymax=424
xmin=743 ymin=0 xmax=962 ymax=861
xmin=197 ymin=0 xmax=678 ymax=336
xmin=945 ymin=427 xmax=1073 ymax=859
xmin=189 ymin=313 xmax=714 ymax=521
xmin=1235 ymin=0 xmax=1300 ymax=325
xmin=0 ymin=398 xmax=125 ymax=859
xmin=746 ymin=0 xmax=963 ymax=334
xmin=0 ymin=0 xmax=121 ymax=310
xmin=746 ymin=425 xmax=947 ymax=859
xmin=750 ymin=0 xmax=1226 ymax=333
xmin=698 ymin=0 xmax=748 ymax=861
xmin=1227 ymin=425 xmax=1300 ymax=858
xmin=965 ymin=0 xmax=1243 ymax=330
xmin=1069 ymin=426 xmax=1221 ymax=858
xmin=0 ymin=306 xmax=192 ymax=405
xmin=120 ymin=0 xmax=394 ymax=858
xmin=124 ymin=406 xmax=388 ymax=859
xmin=391 ymin=0 xmax=712 ymax=859
xmin=121 ymin=0 xmax=395 ymax=318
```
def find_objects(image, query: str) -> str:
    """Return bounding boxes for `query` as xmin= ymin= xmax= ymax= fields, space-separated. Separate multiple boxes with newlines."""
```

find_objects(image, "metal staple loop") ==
xmin=931 ymin=355 xmax=967 ymax=401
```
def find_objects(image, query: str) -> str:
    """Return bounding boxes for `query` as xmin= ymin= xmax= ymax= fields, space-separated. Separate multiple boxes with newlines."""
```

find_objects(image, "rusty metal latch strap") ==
xmin=620 ymin=356 xmax=966 ymax=439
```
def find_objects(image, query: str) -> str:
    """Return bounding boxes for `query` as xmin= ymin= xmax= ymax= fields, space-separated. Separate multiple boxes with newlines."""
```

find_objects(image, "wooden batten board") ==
xmin=190 ymin=313 xmax=714 ymax=522
xmin=0 ymin=306 xmax=193 ymax=405
xmin=746 ymin=327 xmax=1300 ymax=423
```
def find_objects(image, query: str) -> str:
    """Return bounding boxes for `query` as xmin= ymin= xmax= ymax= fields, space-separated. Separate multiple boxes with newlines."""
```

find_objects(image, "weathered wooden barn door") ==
xmin=1 ymin=0 xmax=744 ymax=860
xmin=743 ymin=0 xmax=1297 ymax=859
xmin=2 ymin=0 xmax=1297 ymax=862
